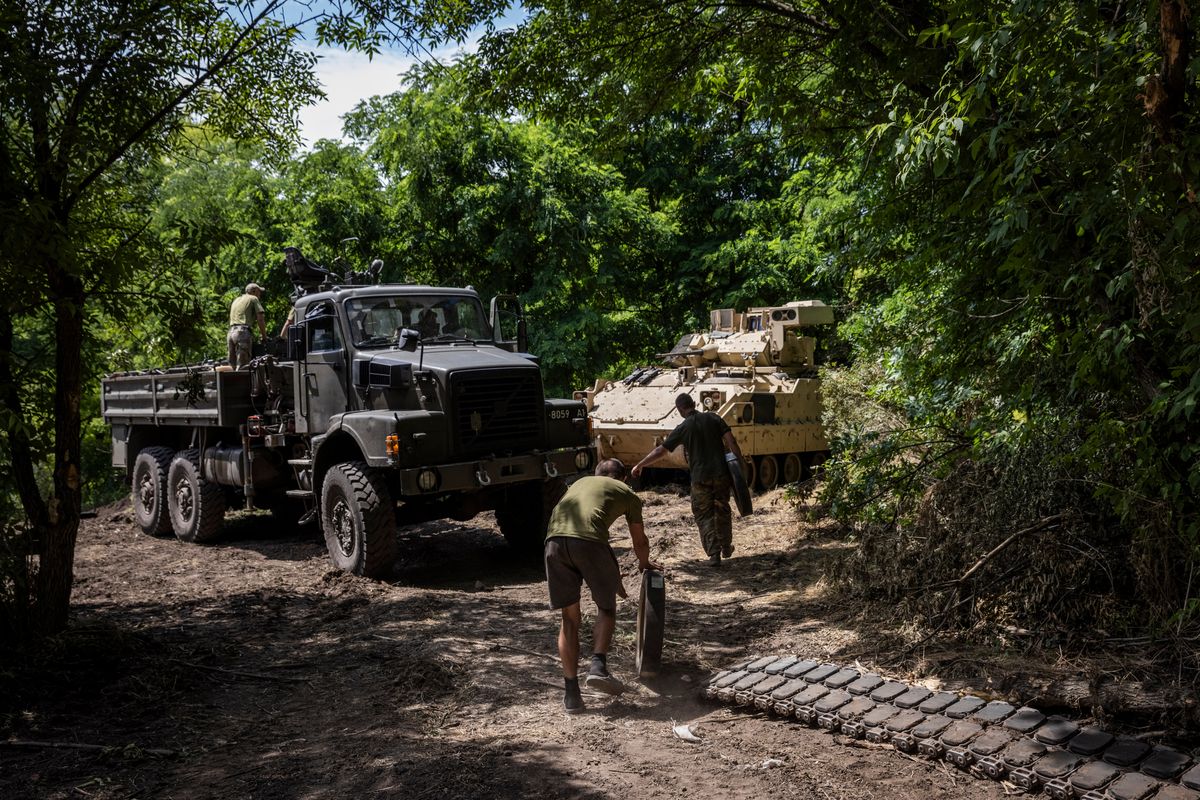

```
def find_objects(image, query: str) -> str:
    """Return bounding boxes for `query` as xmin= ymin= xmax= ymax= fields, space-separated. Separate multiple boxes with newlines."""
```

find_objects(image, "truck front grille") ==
xmin=450 ymin=368 xmax=543 ymax=456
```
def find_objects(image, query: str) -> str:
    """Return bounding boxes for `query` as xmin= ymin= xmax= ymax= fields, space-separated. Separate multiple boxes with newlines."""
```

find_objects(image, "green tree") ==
xmin=0 ymin=0 xmax=503 ymax=638
xmin=346 ymin=67 xmax=681 ymax=392
xmin=471 ymin=1 xmax=1200 ymax=630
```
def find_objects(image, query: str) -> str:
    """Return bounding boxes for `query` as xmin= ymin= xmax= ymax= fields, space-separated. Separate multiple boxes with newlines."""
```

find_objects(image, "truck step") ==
xmin=286 ymin=489 xmax=314 ymax=499
xmin=287 ymin=459 xmax=313 ymax=467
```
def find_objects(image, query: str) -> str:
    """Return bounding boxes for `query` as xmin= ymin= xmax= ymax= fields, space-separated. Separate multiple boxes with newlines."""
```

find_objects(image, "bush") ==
xmin=818 ymin=362 xmax=1189 ymax=652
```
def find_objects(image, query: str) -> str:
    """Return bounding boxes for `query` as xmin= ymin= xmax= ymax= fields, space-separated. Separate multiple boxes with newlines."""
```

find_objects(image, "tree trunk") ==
xmin=998 ymin=673 xmax=1200 ymax=728
xmin=34 ymin=270 xmax=85 ymax=634
xmin=1144 ymin=1 xmax=1192 ymax=142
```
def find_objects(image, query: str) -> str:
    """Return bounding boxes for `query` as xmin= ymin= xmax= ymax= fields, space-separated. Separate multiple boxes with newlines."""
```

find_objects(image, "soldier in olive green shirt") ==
xmin=227 ymin=282 xmax=267 ymax=369
xmin=545 ymin=458 xmax=662 ymax=713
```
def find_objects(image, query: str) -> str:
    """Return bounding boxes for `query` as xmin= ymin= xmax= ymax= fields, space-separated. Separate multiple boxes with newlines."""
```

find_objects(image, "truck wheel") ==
xmin=741 ymin=458 xmax=756 ymax=493
xmin=321 ymin=461 xmax=397 ymax=578
xmin=757 ymin=455 xmax=779 ymax=491
xmin=131 ymin=446 xmax=175 ymax=536
xmin=168 ymin=450 xmax=226 ymax=543
xmin=635 ymin=569 xmax=666 ymax=679
xmin=497 ymin=478 xmax=566 ymax=553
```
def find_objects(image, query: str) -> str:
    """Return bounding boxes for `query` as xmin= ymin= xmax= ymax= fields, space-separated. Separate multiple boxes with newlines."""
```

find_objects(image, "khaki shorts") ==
xmin=544 ymin=537 xmax=624 ymax=612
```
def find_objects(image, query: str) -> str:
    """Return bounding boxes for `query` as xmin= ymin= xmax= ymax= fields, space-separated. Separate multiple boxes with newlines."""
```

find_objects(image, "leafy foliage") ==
xmin=465 ymin=0 xmax=1200 ymax=636
xmin=0 ymin=0 xmax=500 ymax=638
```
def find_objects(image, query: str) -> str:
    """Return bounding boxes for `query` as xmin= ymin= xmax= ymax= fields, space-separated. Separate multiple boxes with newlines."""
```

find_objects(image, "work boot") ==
xmin=584 ymin=659 xmax=625 ymax=695
xmin=721 ymin=544 xmax=735 ymax=559
xmin=707 ymin=553 xmax=722 ymax=567
xmin=564 ymin=677 xmax=584 ymax=714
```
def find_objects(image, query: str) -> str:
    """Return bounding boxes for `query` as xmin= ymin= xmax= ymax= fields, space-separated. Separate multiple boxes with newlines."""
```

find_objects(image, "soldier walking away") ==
xmin=631 ymin=393 xmax=746 ymax=567
xmin=544 ymin=458 xmax=662 ymax=714
xmin=228 ymin=283 xmax=267 ymax=369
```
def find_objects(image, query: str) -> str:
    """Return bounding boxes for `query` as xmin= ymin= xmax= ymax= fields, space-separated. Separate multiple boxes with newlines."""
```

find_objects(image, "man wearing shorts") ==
xmin=545 ymin=458 xmax=661 ymax=714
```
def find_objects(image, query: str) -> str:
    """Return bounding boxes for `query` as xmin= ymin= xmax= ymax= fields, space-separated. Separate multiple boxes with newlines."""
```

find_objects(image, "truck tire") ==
xmin=167 ymin=450 xmax=227 ymax=543
xmin=321 ymin=461 xmax=397 ymax=579
xmin=132 ymin=446 xmax=175 ymax=536
xmin=497 ymin=478 xmax=566 ymax=553
xmin=635 ymin=569 xmax=666 ymax=679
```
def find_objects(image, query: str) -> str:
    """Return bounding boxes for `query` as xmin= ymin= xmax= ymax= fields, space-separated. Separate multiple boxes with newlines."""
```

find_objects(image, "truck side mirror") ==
xmin=288 ymin=323 xmax=306 ymax=360
xmin=516 ymin=317 xmax=528 ymax=353
xmin=490 ymin=294 xmax=528 ymax=353
xmin=397 ymin=327 xmax=421 ymax=352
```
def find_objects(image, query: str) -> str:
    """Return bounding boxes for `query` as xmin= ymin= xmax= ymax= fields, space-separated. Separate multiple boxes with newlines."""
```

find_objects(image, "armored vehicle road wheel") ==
xmin=757 ymin=455 xmax=779 ymax=491
xmin=635 ymin=569 xmax=666 ymax=679
xmin=321 ymin=461 xmax=397 ymax=579
xmin=782 ymin=453 xmax=803 ymax=484
xmin=168 ymin=450 xmax=226 ymax=543
xmin=132 ymin=446 xmax=175 ymax=536
xmin=497 ymin=478 xmax=566 ymax=554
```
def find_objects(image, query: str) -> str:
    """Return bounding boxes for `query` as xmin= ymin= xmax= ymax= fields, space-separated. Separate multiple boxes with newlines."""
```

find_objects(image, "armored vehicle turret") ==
xmin=576 ymin=301 xmax=833 ymax=491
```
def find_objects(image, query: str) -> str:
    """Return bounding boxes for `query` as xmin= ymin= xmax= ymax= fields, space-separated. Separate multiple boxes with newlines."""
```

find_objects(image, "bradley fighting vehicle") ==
xmin=101 ymin=248 xmax=593 ymax=578
xmin=576 ymin=301 xmax=833 ymax=491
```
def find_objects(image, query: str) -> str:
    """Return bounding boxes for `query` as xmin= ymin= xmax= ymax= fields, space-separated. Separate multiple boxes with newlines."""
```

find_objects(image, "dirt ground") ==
xmin=1 ymin=485 xmax=1090 ymax=799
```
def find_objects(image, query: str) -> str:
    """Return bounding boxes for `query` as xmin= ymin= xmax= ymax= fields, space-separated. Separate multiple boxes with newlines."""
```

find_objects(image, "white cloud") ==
xmin=296 ymin=6 xmax=529 ymax=147
xmin=298 ymin=48 xmax=419 ymax=145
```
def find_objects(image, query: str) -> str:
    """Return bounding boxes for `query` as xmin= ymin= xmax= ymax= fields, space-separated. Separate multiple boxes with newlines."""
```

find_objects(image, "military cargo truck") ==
xmin=102 ymin=254 xmax=593 ymax=578
xmin=576 ymin=301 xmax=833 ymax=491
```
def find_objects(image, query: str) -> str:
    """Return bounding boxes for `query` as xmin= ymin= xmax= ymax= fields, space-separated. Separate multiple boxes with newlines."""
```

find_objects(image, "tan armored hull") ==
xmin=578 ymin=301 xmax=833 ymax=491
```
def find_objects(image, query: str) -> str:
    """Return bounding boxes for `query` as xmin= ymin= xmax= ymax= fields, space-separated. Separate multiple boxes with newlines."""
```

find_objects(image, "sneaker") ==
xmin=564 ymin=681 xmax=585 ymax=714
xmin=707 ymin=554 xmax=722 ymax=567
xmin=584 ymin=669 xmax=626 ymax=695
xmin=721 ymin=544 xmax=735 ymax=558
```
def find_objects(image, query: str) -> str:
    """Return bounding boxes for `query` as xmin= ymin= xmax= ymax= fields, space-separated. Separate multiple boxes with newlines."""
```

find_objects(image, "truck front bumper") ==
xmin=392 ymin=446 xmax=595 ymax=496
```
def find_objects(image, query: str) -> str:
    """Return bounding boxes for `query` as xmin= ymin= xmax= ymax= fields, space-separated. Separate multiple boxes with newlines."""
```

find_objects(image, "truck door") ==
xmin=296 ymin=310 xmax=350 ymax=433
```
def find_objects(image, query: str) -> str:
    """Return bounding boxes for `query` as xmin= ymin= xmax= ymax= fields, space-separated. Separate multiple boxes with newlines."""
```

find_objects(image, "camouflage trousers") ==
xmin=690 ymin=476 xmax=733 ymax=558
xmin=227 ymin=325 xmax=252 ymax=370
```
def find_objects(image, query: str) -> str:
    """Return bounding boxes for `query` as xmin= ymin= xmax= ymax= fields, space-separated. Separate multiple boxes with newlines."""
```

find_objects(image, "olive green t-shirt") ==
xmin=229 ymin=293 xmax=264 ymax=327
xmin=663 ymin=410 xmax=732 ymax=482
xmin=545 ymin=476 xmax=643 ymax=544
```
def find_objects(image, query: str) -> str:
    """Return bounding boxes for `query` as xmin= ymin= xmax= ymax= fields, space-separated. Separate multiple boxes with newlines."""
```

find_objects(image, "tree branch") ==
xmin=65 ymin=0 xmax=293 ymax=210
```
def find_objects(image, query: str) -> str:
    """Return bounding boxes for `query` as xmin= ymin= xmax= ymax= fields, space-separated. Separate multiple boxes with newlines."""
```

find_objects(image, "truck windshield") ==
xmin=346 ymin=295 xmax=492 ymax=347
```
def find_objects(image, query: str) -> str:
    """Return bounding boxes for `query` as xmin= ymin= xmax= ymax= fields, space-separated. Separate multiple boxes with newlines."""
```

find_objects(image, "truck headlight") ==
xmin=417 ymin=469 xmax=440 ymax=491
xmin=574 ymin=449 xmax=593 ymax=471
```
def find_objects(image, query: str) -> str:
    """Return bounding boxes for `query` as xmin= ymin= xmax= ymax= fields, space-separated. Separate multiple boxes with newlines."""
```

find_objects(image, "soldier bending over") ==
xmin=544 ymin=458 xmax=661 ymax=713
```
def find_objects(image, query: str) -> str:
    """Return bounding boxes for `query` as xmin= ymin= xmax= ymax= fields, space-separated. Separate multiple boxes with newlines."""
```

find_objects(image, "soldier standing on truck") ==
xmin=545 ymin=458 xmax=661 ymax=714
xmin=228 ymin=282 xmax=267 ymax=369
xmin=631 ymin=393 xmax=746 ymax=567
xmin=279 ymin=306 xmax=294 ymax=338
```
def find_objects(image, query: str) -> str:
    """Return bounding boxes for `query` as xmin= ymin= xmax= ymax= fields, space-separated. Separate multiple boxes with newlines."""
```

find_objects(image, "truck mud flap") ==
xmin=701 ymin=654 xmax=1200 ymax=799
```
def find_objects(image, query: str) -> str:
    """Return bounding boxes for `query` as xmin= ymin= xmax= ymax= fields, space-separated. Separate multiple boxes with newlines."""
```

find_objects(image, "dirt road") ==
xmin=2 ymin=486 xmax=1008 ymax=799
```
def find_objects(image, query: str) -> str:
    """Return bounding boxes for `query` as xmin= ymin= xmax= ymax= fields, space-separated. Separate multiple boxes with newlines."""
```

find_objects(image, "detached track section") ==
xmin=702 ymin=656 xmax=1200 ymax=800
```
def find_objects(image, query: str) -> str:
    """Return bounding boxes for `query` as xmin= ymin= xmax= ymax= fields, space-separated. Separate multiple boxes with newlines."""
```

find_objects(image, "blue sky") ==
xmin=297 ymin=6 xmax=527 ymax=145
